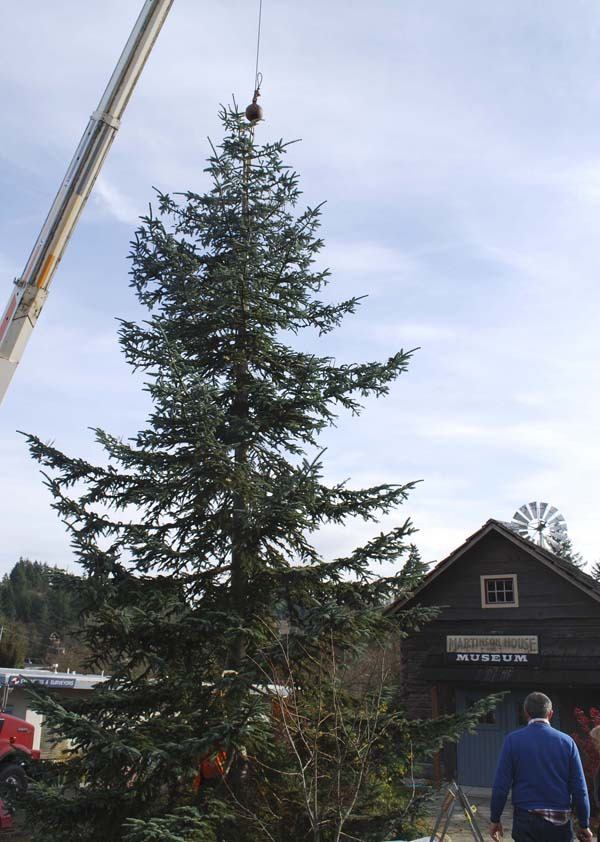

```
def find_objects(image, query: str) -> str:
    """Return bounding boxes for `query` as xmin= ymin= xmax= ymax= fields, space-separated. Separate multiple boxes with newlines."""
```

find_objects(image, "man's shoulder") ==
xmin=507 ymin=725 xmax=575 ymax=747
xmin=505 ymin=726 xmax=527 ymax=742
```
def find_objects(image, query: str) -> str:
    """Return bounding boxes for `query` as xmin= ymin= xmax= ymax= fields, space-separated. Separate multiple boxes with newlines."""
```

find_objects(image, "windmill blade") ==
xmin=548 ymin=512 xmax=567 ymax=531
xmin=513 ymin=528 xmax=529 ymax=538
xmin=528 ymin=501 xmax=539 ymax=519
xmin=511 ymin=523 xmax=529 ymax=535
xmin=507 ymin=501 xmax=568 ymax=552
xmin=520 ymin=503 xmax=535 ymax=522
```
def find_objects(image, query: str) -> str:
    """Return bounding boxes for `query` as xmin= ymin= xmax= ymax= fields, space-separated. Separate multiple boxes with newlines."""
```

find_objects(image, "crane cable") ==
xmin=242 ymin=0 xmax=264 ymax=234
xmin=245 ymin=0 xmax=264 ymax=122
xmin=254 ymin=0 xmax=263 ymax=93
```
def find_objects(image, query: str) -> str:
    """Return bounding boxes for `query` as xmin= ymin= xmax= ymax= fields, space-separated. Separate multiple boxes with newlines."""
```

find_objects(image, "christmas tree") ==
xmin=20 ymin=107 xmax=485 ymax=841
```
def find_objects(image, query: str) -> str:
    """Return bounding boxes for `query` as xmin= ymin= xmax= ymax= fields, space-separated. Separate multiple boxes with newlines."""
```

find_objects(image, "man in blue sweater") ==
xmin=490 ymin=691 xmax=592 ymax=842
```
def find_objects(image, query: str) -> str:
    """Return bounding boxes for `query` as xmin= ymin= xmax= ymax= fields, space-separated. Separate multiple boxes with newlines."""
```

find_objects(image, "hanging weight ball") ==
xmin=245 ymin=101 xmax=263 ymax=122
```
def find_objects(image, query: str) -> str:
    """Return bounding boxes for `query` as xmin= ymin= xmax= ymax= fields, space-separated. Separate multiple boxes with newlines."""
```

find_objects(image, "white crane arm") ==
xmin=0 ymin=0 xmax=175 ymax=404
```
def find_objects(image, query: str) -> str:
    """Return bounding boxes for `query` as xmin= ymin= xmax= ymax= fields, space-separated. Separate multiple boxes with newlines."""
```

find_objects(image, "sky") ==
xmin=1 ymin=0 xmax=600 ymax=574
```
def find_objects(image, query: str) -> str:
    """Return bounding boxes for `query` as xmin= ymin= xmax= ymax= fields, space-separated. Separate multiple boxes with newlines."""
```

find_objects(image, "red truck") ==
xmin=0 ymin=712 xmax=39 ymax=829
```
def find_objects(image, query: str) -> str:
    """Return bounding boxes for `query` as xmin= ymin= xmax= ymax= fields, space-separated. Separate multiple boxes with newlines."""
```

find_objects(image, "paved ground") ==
xmin=424 ymin=786 xmax=491 ymax=841
xmin=0 ymin=788 xmax=496 ymax=842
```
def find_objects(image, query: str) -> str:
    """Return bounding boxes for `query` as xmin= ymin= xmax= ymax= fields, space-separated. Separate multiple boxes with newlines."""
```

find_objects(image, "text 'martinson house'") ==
xmin=387 ymin=519 xmax=600 ymax=787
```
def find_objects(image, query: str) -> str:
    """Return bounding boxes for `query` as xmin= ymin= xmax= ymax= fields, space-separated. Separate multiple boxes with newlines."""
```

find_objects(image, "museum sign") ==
xmin=446 ymin=635 xmax=539 ymax=665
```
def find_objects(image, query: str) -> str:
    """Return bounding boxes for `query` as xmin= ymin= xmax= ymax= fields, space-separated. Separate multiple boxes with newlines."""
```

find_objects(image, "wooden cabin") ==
xmin=387 ymin=519 xmax=600 ymax=787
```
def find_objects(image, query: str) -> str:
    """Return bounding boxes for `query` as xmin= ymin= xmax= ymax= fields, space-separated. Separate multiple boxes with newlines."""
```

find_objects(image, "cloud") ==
xmin=416 ymin=420 xmax=561 ymax=450
xmin=373 ymin=322 xmax=456 ymax=344
xmin=319 ymin=241 xmax=417 ymax=277
xmin=3 ymin=0 xmax=600 ymax=579
xmin=93 ymin=177 xmax=141 ymax=226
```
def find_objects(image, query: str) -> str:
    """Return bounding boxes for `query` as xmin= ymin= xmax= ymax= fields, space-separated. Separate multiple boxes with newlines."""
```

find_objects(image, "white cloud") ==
xmin=373 ymin=322 xmax=456 ymax=344
xmin=319 ymin=241 xmax=418 ymax=278
xmin=417 ymin=420 xmax=561 ymax=451
xmin=93 ymin=177 xmax=141 ymax=226
xmin=3 ymin=0 xmax=600 ymax=578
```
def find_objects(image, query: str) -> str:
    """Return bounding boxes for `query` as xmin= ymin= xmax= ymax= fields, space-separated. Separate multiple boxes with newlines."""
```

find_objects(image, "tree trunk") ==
xmin=228 ymin=145 xmax=252 ymax=672
xmin=229 ymin=439 xmax=249 ymax=669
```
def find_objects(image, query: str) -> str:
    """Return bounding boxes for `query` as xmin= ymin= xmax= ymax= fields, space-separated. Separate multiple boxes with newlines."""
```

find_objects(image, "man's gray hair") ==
xmin=524 ymin=691 xmax=552 ymax=719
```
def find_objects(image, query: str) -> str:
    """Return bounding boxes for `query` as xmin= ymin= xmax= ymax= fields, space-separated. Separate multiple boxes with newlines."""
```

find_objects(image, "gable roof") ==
xmin=386 ymin=518 xmax=600 ymax=614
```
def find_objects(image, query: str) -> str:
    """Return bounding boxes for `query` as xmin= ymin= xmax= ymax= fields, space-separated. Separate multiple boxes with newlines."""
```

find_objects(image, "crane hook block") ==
xmin=245 ymin=88 xmax=263 ymax=122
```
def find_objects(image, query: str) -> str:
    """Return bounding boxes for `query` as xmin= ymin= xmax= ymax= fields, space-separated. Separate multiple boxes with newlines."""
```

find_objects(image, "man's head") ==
xmin=590 ymin=725 xmax=600 ymax=751
xmin=523 ymin=691 xmax=553 ymax=721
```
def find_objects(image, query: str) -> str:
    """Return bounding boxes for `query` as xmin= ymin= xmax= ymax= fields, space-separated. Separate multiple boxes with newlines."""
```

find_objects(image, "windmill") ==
xmin=510 ymin=501 xmax=568 ymax=552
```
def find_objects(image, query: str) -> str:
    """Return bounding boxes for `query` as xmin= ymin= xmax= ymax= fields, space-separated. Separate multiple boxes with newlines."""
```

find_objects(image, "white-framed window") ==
xmin=480 ymin=574 xmax=519 ymax=608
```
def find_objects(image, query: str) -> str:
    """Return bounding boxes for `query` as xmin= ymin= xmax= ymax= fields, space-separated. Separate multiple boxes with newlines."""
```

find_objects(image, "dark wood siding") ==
xmin=396 ymin=525 xmax=600 ymax=783
xmin=415 ymin=531 xmax=600 ymax=622
xmin=398 ymin=527 xmax=600 ymax=723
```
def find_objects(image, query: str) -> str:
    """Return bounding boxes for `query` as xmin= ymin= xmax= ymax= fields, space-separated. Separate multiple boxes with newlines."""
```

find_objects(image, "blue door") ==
xmin=456 ymin=688 xmax=515 ymax=787
xmin=456 ymin=689 xmax=562 ymax=787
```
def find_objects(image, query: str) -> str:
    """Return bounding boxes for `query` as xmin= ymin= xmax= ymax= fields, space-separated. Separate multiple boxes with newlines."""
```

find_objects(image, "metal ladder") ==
xmin=429 ymin=781 xmax=485 ymax=842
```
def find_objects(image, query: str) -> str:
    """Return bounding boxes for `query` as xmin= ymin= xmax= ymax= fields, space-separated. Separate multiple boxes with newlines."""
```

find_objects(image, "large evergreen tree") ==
xmin=20 ymin=108 xmax=482 ymax=841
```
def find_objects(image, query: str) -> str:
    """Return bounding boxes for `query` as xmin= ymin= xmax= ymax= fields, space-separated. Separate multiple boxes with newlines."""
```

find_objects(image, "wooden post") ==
xmin=432 ymin=684 xmax=443 ymax=784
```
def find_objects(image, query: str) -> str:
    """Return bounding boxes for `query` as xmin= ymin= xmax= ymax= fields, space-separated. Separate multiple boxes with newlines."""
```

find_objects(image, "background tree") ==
xmin=395 ymin=543 xmax=429 ymax=593
xmin=0 ymin=559 xmax=84 ymax=670
xmin=0 ymin=621 xmax=27 ymax=668
xmin=553 ymin=535 xmax=585 ymax=569
xmin=20 ymin=107 xmax=485 ymax=841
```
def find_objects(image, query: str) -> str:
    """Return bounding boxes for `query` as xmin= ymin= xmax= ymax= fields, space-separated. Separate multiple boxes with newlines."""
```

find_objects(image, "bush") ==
xmin=572 ymin=707 xmax=600 ymax=782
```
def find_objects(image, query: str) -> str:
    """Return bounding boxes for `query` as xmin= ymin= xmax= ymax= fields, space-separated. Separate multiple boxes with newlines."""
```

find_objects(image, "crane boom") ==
xmin=0 ymin=0 xmax=175 ymax=404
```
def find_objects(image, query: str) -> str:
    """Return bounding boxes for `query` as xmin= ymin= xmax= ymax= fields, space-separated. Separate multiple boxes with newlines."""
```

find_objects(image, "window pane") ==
xmin=484 ymin=577 xmax=516 ymax=605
